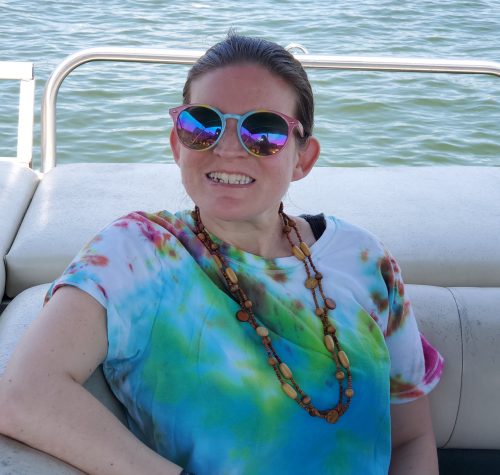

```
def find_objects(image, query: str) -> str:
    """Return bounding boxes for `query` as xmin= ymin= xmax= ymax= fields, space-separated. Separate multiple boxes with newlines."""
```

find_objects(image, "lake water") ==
xmin=1 ymin=0 xmax=499 ymax=168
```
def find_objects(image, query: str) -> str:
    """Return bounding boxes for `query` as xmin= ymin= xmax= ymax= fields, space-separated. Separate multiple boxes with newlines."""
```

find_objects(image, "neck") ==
xmin=196 ymin=206 xmax=292 ymax=258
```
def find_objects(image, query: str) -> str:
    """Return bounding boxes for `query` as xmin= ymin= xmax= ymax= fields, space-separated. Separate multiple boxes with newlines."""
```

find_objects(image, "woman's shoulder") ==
xmin=99 ymin=209 xmax=193 ymax=241
xmin=108 ymin=209 xmax=187 ymax=229
xmin=71 ymin=209 xmax=197 ymax=267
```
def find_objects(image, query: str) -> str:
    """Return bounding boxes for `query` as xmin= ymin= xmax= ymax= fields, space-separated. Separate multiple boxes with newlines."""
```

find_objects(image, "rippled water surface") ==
xmin=0 ymin=0 xmax=499 ymax=167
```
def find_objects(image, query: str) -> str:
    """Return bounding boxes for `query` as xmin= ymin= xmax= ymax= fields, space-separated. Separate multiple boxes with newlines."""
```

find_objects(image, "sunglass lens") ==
xmin=177 ymin=106 xmax=222 ymax=150
xmin=241 ymin=112 xmax=289 ymax=156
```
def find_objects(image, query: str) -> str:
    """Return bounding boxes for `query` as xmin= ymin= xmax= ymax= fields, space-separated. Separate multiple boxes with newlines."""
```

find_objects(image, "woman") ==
xmin=0 ymin=34 xmax=443 ymax=474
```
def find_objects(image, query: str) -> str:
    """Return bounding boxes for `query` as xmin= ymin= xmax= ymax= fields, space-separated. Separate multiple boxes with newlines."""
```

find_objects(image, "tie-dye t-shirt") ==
xmin=46 ymin=210 xmax=443 ymax=475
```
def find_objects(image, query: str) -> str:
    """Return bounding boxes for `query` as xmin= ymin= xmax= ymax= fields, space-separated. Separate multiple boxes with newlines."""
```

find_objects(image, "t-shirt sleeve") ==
xmin=44 ymin=212 xmax=171 ymax=363
xmin=378 ymin=249 xmax=444 ymax=404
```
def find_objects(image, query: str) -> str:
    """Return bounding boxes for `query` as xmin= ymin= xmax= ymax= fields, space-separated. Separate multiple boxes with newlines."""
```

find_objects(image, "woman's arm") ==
xmin=0 ymin=286 xmax=182 ymax=475
xmin=389 ymin=395 xmax=439 ymax=475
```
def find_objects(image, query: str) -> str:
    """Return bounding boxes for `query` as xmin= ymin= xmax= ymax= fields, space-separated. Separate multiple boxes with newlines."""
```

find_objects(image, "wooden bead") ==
xmin=336 ymin=370 xmax=345 ymax=380
xmin=324 ymin=334 xmax=335 ymax=352
xmin=268 ymin=357 xmax=278 ymax=366
xmin=279 ymin=363 xmax=293 ymax=379
xmin=308 ymin=407 xmax=320 ymax=417
xmin=262 ymin=336 xmax=272 ymax=345
xmin=315 ymin=307 xmax=324 ymax=316
xmin=225 ymin=267 xmax=238 ymax=284
xmin=256 ymin=326 xmax=269 ymax=337
xmin=345 ymin=388 xmax=354 ymax=398
xmin=236 ymin=310 xmax=249 ymax=322
xmin=302 ymin=395 xmax=311 ymax=405
xmin=281 ymin=383 xmax=298 ymax=400
xmin=282 ymin=225 xmax=291 ymax=233
xmin=230 ymin=284 xmax=239 ymax=293
xmin=292 ymin=245 xmax=306 ymax=261
xmin=325 ymin=298 xmax=336 ymax=310
xmin=197 ymin=232 xmax=206 ymax=241
xmin=299 ymin=241 xmax=311 ymax=257
xmin=210 ymin=243 xmax=218 ymax=251
xmin=327 ymin=324 xmax=336 ymax=334
xmin=326 ymin=409 xmax=339 ymax=424
xmin=213 ymin=254 xmax=223 ymax=268
xmin=244 ymin=300 xmax=253 ymax=309
xmin=339 ymin=350 xmax=350 ymax=369
xmin=315 ymin=272 xmax=323 ymax=280
xmin=305 ymin=277 xmax=318 ymax=289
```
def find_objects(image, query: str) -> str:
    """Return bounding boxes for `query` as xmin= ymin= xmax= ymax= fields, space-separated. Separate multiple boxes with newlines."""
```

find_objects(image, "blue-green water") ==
xmin=0 ymin=0 xmax=499 ymax=168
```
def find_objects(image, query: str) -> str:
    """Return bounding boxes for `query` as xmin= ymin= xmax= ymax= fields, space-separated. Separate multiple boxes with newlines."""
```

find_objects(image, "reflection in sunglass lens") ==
xmin=241 ymin=112 xmax=288 ymax=156
xmin=177 ymin=107 xmax=222 ymax=150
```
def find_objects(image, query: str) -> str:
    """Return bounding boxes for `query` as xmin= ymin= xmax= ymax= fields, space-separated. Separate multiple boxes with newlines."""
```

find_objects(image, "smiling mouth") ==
xmin=206 ymin=171 xmax=256 ymax=185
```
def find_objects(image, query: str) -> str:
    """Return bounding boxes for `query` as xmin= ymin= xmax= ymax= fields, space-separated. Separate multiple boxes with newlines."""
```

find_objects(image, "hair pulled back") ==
xmin=183 ymin=33 xmax=314 ymax=143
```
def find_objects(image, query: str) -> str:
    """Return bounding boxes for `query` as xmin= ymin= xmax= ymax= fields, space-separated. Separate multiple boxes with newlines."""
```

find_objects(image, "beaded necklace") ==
xmin=191 ymin=204 xmax=353 ymax=424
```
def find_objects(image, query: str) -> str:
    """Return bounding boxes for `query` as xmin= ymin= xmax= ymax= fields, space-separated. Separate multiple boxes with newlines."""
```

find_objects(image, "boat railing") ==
xmin=0 ymin=61 xmax=35 ymax=166
xmin=40 ymin=47 xmax=500 ymax=173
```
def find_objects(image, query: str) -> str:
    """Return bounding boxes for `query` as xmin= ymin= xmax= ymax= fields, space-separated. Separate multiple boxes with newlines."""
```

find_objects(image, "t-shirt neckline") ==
xmin=178 ymin=209 xmax=338 ymax=271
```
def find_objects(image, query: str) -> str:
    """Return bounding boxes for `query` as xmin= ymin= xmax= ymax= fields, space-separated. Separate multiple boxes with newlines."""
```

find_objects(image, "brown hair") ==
xmin=182 ymin=33 xmax=314 ymax=144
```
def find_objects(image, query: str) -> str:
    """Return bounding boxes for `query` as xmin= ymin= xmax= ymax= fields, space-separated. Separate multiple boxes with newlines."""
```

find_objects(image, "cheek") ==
xmin=180 ymin=162 xmax=198 ymax=186
xmin=177 ymin=155 xmax=208 ymax=192
xmin=271 ymin=153 xmax=299 ymax=180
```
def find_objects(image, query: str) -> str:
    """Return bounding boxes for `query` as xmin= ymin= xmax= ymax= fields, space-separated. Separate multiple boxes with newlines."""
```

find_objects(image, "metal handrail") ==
xmin=41 ymin=47 xmax=500 ymax=173
xmin=0 ymin=61 xmax=35 ymax=165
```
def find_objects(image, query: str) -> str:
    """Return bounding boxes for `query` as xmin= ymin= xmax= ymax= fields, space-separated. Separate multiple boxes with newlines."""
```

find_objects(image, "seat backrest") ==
xmin=5 ymin=164 xmax=500 ymax=297
xmin=0 ymin=62 xmax=38 ymax=302
xmin=0 ymin=163 xmax=39 ymax=300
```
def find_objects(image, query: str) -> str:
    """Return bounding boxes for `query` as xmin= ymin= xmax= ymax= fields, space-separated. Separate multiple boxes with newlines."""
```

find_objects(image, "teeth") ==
xmin=207 ymin=172 xmax=254 ymax=185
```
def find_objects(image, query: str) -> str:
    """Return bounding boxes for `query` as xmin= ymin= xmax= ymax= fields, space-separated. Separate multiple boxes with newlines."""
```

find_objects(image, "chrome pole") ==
xmin=40 ymin=47 xmax=500 ymax=173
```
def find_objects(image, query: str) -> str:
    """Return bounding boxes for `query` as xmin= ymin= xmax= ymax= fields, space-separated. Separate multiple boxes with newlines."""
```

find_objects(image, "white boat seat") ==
xmin=5 ymin=164 xmax=500 ymax=298
xmin=5 ymin=163 xmax=189 ymax=297
xmin=0 ymin=161 xmax=39 ymax=300
xmin=285 ymin=166 xmax=500 ymax=287
xmin=0 ymin=434 xmax=84 ymax=475
xmin=1 ymin=282 xmax=499 ymax=474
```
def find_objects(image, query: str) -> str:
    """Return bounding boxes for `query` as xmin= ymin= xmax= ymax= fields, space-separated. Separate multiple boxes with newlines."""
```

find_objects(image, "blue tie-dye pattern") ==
xmin=45 ymin=210 xmax=442 ymax=474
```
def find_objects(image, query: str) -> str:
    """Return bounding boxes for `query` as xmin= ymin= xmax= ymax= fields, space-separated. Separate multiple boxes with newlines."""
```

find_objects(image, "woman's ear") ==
xmin=170 ymin=128 xmax=181 ymax=165
xmin=291 ymin=136 xmax=321 ymax=181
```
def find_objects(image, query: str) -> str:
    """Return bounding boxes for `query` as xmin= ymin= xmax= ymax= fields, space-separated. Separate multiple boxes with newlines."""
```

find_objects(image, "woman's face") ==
xmin=171 ymin=63 xmax=319 ymax=224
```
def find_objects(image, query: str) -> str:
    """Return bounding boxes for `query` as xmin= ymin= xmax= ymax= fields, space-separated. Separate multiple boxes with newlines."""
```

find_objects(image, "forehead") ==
xmin=189 ymin=63 xmax=297 ymax=115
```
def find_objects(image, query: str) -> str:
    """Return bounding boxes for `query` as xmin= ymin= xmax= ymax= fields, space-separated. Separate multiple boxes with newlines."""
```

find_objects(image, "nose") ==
xmin=213 ymin=118 xmax=248 ymax=158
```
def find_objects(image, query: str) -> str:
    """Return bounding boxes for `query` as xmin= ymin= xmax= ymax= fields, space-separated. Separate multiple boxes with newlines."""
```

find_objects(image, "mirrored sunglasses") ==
xmin=169 ymin=104 xmax=304 ymax=158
